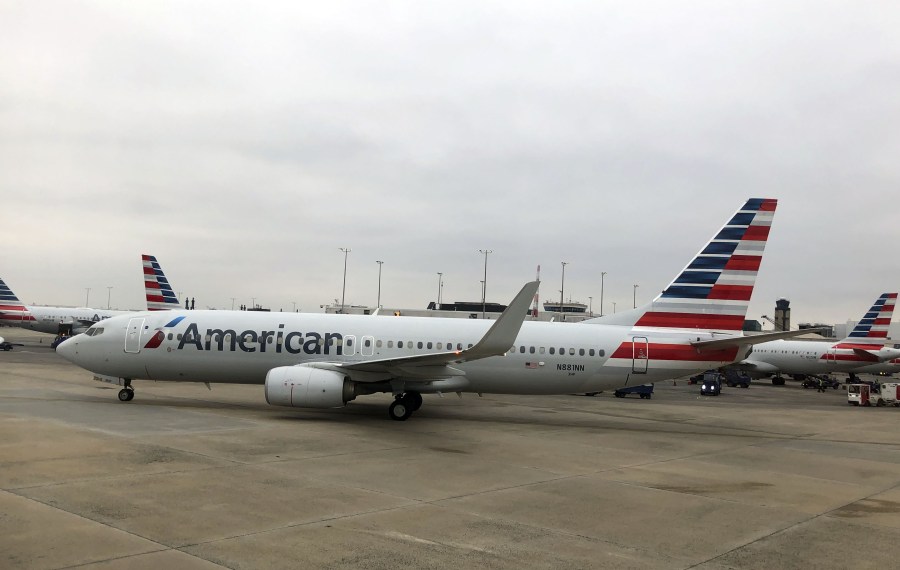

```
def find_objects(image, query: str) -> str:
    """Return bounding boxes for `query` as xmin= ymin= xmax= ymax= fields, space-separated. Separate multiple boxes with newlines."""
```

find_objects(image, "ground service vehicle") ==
xmin=614 ymin=384 xmax=654 ymax=399
xmin=700 ymin=372 xmax=722 ymax=396
xmin=725 ymin=370 xmax=751 ymax=388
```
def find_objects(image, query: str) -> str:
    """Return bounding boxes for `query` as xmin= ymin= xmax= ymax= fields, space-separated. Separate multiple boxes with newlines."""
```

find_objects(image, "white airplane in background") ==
xmin=59 ymin=198 xmax=814 ymax=421
xmin=0 ymin=277 xmax=132 ymax=335
xmin=737 ymin=293 xmax=900 ymax=382
xmin=0 ymin=255 xmax=181 ymax=335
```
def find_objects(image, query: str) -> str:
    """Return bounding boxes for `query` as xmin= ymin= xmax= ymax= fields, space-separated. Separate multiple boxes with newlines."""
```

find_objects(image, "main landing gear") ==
xmin=388 ymin=391 xmax=423 ymax=421
xmin=118 ymin=379 xmax=135 ymax=402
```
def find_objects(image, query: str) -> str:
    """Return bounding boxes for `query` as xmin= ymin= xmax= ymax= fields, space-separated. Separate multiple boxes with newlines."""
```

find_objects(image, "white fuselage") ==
xmin=59 ymin=310 xmax=744 ymax=395
xmin=8 ymin=306 xmax=132 ymax=335
xmin=744 ymin=339 xmax=900 ymax=376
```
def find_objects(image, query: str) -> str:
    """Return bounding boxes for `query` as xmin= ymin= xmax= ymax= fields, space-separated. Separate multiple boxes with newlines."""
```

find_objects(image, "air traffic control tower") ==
xmin=774 ymin=298 xmax=791 ymax=332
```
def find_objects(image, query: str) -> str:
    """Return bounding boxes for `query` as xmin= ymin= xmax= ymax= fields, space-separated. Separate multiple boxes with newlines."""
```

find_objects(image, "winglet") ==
xmin=462 ymin=281 xmax=540 ymax=360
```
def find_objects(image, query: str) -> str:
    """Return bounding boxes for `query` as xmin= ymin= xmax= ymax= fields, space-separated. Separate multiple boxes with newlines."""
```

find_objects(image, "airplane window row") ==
xmin=511 ymin=346 xmax=605 ymax=357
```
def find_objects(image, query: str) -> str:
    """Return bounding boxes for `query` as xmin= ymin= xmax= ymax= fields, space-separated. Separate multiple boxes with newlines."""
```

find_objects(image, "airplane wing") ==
xmin=309 ymin=281 xmax=540 ymax=382
xmin=691 ymin=328 xmax=828 ymax=353
xmin=731 ymin=359 xmax=780 ymax=374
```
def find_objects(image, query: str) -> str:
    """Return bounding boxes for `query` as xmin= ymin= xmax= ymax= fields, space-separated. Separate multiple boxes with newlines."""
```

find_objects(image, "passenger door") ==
xmin=632 ymin=336 xmax=649 ymax=374
xmin=125 ymin=318 xmax=144 ymax=354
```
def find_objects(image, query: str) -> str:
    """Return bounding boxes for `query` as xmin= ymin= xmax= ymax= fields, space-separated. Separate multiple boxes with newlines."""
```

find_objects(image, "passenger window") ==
xmin=519 ymin=346 xmax=526 ymax=354
xmin=427 ymin=342 xmax=433 ymax=349
xmin=579 ymin=349 xmax=585 ymax=356
xmin=598 ymin=349 xmax=605 ymax=357
xmin=549 ymin=347 xmax=555 ymax=355
xmin=364 ymin=338 xmax=371 ymax=347
xmin=569 ymin=348 xmax=575 ymax=355
xmin=168 ymin=333 xmax=173 ymax=340
xmin=437 ymin=342 xmax=443 ymax=350
xmin=417 ymin=341 xmax=423 ymax=349
xmin=529 ymin=346 xmax=535 ymax=354
xmin=177 ymin=334 xmax=182 ymax=340
xmin=388 ymin=340 xmax=394 ymax=348
xmin=457 ymin=343 xmax=463 ymax=351
xmin=539 ymin=347 xmax=545 ymax=354
xmin=398 ymin=341 xmax=403 ymax=348
xmin=589 ymin=349 xmax=595 ymax=356
xmin=376 ymin=340 xmax=383 ymax=348
xmin=347 ymin=338 xmax=353 ymax=347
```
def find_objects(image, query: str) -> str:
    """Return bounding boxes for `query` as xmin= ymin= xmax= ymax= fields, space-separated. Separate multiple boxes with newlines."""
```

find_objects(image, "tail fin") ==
xmin=841 ymin=293 xmax=897 ymax=344
xmin=583 ymin=198 xmax=777 ymax=331
xmin=142 ymin=255 xmax=181 ymax=311
xmin=0 ymin=277 xmax=35 ymax=324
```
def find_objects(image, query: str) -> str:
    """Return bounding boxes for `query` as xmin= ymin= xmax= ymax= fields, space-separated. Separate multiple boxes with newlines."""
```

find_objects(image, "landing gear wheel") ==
xmin=388 ymin=399 xmax=412 ymax=421
xmin=118 ymin=388 xmax=135 ymax=402
xmin=403 ymin=392 xmax=423 ymax=412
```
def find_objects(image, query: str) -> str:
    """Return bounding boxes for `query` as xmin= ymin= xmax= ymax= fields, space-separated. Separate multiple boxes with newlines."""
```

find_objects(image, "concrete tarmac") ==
xmin=3 ymin=327 xmax=900 ymax=569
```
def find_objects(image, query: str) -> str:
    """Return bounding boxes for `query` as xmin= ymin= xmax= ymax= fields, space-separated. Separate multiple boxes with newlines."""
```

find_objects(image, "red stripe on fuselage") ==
xmin=611 ymin=342 xmax=739 ymax=362
xmin=635 ymin=312 xmax=745 ymax=330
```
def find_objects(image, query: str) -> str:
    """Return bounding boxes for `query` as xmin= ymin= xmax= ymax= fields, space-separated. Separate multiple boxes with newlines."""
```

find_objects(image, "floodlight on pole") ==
xmin=478 ymin=249 xmax=492 ymax=318
xmin=339 ymin=248 xmax=351 ymax=313
xmin=376 ymin=260 xmax=384 ymax=308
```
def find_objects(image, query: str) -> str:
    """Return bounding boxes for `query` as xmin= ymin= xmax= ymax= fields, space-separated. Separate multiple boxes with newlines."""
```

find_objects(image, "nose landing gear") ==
xmin=117 ymin=379 xmax=135 ymax=402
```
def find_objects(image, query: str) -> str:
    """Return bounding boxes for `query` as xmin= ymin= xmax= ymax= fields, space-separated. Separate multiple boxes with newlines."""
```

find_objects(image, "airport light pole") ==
xmin=339 ymin=248 xmax=351 ymax=314
xmin=106 ymin=286 xmax=112 ymax=309
xmin=436 ymin=272 xmax=443 ymax=311
xmin=600 ymin=271 xmax=606 ymax=316
xmin=633 ymin=284 xmax=638 ymax=308
xmin=376 ymin=260 xmax=383 ymax=309
xmin=613 ymin=302 xmax=617 ymax=313
xmin=588 ymin=296 xmax=593 ymax=317
xmin=560 ymin=262 xmax=568 ymax=322
xmin=292 ymin=301 xmax=297 ymax=312
xmin=230 ymin=297 xmax=235 ymax=310
xmin=84 ymin=288 xmax=91 ymax=307
xmin=479 ymin=249 xmax=492 ymax=319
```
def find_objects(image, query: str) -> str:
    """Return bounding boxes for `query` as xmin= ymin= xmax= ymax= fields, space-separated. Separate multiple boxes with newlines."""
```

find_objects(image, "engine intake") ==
xmin=265 ymin=365 xmax=356 ymax=408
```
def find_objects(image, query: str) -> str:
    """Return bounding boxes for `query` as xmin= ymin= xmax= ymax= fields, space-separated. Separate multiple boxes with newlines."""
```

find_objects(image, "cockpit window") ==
xmin=85 ymin=327 xmax=104 ymax=337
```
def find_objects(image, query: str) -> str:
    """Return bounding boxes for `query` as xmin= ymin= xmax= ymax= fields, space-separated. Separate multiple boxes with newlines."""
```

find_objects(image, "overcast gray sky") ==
xmin=2 ymin=1 xmax=898 ymax=325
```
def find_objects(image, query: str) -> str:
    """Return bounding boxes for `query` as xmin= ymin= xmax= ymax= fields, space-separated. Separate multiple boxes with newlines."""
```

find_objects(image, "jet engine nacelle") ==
xmin=264 ymin=365 xmax=357 ymax=408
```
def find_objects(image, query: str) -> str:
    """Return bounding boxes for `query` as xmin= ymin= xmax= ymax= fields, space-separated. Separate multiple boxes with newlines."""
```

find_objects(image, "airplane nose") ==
xmin=55 ymin=336 xmax=77 ymax=362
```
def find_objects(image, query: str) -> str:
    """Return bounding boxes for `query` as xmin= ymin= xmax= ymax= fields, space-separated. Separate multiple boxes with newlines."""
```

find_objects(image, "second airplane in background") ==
xmin=737 ymin=293 xmax=900 ymax=382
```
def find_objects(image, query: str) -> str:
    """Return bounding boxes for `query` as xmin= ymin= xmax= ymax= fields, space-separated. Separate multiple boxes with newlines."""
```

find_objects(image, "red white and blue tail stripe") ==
xmin=635 ymin=198 xmax=776 ymax=331
xmin=0 ymin=277 xmax=35 ymax=324
xmin=143 ymin=255 xmax=181 ymax=311
xmin=844 ymin=293 xmax=896 ymax=341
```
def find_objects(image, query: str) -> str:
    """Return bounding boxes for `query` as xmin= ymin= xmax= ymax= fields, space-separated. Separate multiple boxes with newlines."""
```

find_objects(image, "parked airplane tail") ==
xmin=0 ymin=277 xmax=35 ymax=324
xmin=584 ymin=198 xmax=777 ymax=331
xmin=142 ymin=255 xmax=181 ymax=311
xmin=836 ymin=293 xmax=897 ymax=347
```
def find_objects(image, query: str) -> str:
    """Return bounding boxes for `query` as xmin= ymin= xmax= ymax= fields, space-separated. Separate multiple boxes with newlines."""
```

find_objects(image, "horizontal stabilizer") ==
xmin=691 ymin=328 xmax=828 ymax=353
xmin=852 ymin=348 xmax=887 ymax=362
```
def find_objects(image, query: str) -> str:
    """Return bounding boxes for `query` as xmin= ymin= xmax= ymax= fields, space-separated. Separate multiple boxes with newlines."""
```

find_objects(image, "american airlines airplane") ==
xmin=0 ymin=277 xmax=132 ymax=335
xmin=0 ymin=254 xmax=181 ymax=335
xmin=58 ymin=198 xmax=809 ymax=421
xmin=738 ymin=293 xmax=900 ymax=381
